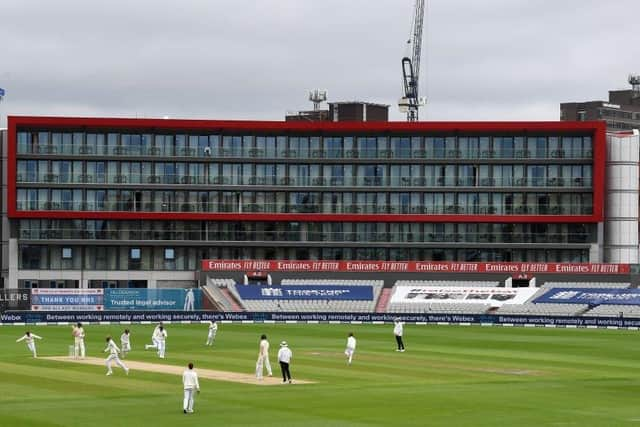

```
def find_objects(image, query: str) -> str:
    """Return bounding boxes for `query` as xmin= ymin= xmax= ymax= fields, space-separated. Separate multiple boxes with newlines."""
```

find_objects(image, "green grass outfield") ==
xmin=2 ymin=323 xmax=640 ymax=427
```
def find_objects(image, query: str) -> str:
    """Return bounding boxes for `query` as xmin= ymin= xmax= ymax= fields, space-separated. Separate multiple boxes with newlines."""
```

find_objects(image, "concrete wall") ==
xmin=604 ymin=131 xmax=640 ymax=262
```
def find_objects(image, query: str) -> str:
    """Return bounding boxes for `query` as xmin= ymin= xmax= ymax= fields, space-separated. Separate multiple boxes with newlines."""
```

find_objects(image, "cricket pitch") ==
xmin=43 ymin=356 xmax=314 ymax=386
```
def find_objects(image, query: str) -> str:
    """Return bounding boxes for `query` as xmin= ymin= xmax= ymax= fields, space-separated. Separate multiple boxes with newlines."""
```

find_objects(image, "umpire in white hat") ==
xmin=277 ymin=341 xmax=293 ymax=384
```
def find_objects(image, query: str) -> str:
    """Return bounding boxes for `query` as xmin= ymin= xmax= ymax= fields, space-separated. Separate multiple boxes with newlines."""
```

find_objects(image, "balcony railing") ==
xmin=17 ymin=226 xmax=592 ymax=244
xmin=15 ymin=173 xmax=594 ymax=188
xmin=15 ymin=199 xmax=594 ymax=216
xmin=18 ymin=144 xmax=596 ymax=160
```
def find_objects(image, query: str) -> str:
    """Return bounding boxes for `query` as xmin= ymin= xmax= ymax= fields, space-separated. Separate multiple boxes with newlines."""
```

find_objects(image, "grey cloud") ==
xmin=0 ymin=0 xmax=638 ymax=126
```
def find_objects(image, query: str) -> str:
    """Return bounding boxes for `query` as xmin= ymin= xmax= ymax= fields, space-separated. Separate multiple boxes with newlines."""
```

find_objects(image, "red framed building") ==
xmin=3 ymin=116 xmax=605 ymax=288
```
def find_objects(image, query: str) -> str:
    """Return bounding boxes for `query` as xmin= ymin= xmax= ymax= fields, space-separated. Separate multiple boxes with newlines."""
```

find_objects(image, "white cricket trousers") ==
xmin=256 ymin=355 xmax=272 ymax=378
xmin=183 ymin=388 xmax=196 ymax=412
xmin=74 ymin=339 xmax=85 ymax=358
xmin=121 ymin=343 xmax=130 ymax=358
xmin=105 ymin=354 xmax=127 ymax=374
xmin=158 ymin=340 xmax=166 ymax=358
xmin=27 ymin=342 xmax=37 ymax=357
xmin=146 ymin=338 xmax=159 ymax=350
xmin=345 ymin=347 xmax=355 ymax=364
xmin=206 ymin=331 xmax=216 ymax=345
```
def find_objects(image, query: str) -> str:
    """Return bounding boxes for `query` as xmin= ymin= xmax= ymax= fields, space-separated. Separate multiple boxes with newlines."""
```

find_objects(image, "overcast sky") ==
xmin=1 ymin=0 xmax=639 ymax=127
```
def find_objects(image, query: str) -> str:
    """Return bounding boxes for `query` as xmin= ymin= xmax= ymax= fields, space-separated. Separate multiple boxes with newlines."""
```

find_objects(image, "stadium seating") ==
xmin=393 ymin=280 xmax=501 ymax=287
xmin=205 ymin=278 xmax=237 ymax=311
xmin=540 ymin=282 xmax=631 ymax=289
xmin=493 ymin=282 xmax=633 ymax=316
xmin=585 ymin=304 xmax=640 ymax=317
xmin=229 ymin=279 xmax=384 ymax=312
xmin=208 ymin=278 xmax=639 ymax=317
xmin=386 ymin=302 xmax=490 ymax=314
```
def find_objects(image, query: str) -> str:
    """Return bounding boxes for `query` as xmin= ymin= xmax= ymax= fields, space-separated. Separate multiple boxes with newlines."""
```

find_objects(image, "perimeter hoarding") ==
xmin=3 ymin=311 xmax=640 ymax=328
xmin=31 ymin=289 xmax=103 ymax=311
xmin=103 ymin=288 xmax=202 ymax=311
xmin=0 ymin=289 xmax=31 ymax=313
xmin=202 ymin=260 xmax=630 ymax=274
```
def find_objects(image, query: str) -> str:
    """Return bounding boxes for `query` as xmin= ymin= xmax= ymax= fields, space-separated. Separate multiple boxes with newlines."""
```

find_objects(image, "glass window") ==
xmin=499 ymin=137 xmax=514 ymax=158
xmin=583 ymin=136 xmax=592 ymax=157
xmin=391 ymin=137 xmax=411 ymax=158
xmin=325 ymin=137 xmax=342 ymax=158
xmin=479 ymin=137 xmax=491 ymax=157
xmin=175 ymin=135 xmax=187 ymax=156
xmin=444 ymin=165 xmax=456 ymax=186
xmin=20 ymin=245 xmax=48 ymax=269
xmin=209 ymin=135 xmax=220 ymax=157
xmin=432 ymin=137 xmax=445 ymax=158
xmin=130 ymin=248 xmax=141 ymax=260
xmin=357 ymin=137 xmax=377 ymax=158
xmin=528 ymin=165 xmax=545 ymax=187
xmin=17 ymin=131 xmax=31 ymax=154
xmin=410 ymin=137 xmax=422 ymax=156
xmin=164 ymin=248 xmax=175 ymax=260
xmin=292 ymin=137 xmax=309 ymax=158
xmin=459 ymin=165 xmax=476 ymax=186
xmin=424 ymin=165 xmax=435 ymax=186
xmin=458 ymin=137 xmax=469 ymax=158
xmin=571 ymin=137 xmax=582 ymax=158
xmin=559 ymin=137 xmax=571 ymax=158
xmin=62 ymin=247 xmax=73 ymax=259
xmin=445 ymin=137 xmax=458 ymax=158
xmin=548 ymin=137 xmax=560 ymax=157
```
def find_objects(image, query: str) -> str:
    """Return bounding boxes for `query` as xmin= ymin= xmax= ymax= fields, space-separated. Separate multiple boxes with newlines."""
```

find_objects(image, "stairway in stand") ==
xmin=375 ymin=288 xmax=393 ymax=313
xmin=220 ymin=287 xmax=243 ymax=312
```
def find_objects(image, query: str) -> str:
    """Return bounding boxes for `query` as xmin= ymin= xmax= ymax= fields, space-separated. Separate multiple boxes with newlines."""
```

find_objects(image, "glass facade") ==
xmin=17 ymin=131 xmax=593 ymax=159
xmin=15 ymin=131 xmax=594 ymax=215
xmin=11 ymin=122 xmax=601 ymax=267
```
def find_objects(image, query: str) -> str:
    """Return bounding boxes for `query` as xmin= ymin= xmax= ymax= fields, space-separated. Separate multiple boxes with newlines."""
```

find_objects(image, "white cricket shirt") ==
xmin=183 ymin=369 xmax=200 ymax=390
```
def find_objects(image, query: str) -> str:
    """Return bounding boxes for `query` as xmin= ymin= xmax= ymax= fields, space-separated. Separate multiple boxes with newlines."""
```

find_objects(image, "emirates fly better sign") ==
xmin=202 ymin=259 xmax=630 ymax=274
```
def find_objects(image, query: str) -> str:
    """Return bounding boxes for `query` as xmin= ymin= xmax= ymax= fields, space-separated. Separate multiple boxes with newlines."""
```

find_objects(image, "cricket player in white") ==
xmin=120 ymin=329 xmax=131 ymax=358
xmin=104 ymin=336 xmax=129 ymax=376
xmin=145 ymin=322 xmax=162 ymax=351
xmin=182 ymin=362 xmax=200 ymax=414
xmin=205 ymin=321 xmax=218 ymax=346
xmin=72 ymin=322 xmax=86 ymax=359
xmin=345 ymin=332 xmax=357 ymax=365
xmin=16 ymin=331 xmax=43 ymax=358
xmin=255 ymin=334 xmax=273 ymax=379
xmin=155 ymin=325 xmax=168 ymax=358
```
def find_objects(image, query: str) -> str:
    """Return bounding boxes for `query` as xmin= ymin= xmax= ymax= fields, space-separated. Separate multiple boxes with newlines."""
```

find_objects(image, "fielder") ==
xmin=155 ymin=325 xmax=168 ymax=358
xmin=145 ymin=322 xmax=163 ymax=351
xmin=104 ymin=336 xmax=129 ymax=376
xmin=205 ymin=321 xmax=217 ymax=346
xmin=120 ymin=329 xmax=131 ymax=358
xmin=16 ymin=331 xmax=43 ymax=358
xmin=255 ymin=334 xmax=273 ymax=379
xmin=344 ymin=332 xmax=357 ymax=365
xmin=72 ymin=322 xmax=86 ymax=358
xmin=182 ymin=362 xmax=200 ymax=414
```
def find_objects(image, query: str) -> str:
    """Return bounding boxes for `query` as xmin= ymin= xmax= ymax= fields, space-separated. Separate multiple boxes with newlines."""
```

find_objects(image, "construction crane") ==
xmin=399 ymin=0 xmax=426 ymax=122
